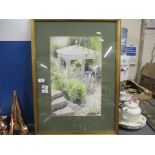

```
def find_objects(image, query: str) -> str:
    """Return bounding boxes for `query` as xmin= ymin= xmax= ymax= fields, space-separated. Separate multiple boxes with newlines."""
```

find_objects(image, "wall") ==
xmin=0 ymin=19 xmax=33 ymax=124
xmin=141 ymin=21 xmax=155 ymax=67
xmin=121 ymin=19 xmax=142 ymax=80
xmin=121 ymin=19 xmax=155 ymax=81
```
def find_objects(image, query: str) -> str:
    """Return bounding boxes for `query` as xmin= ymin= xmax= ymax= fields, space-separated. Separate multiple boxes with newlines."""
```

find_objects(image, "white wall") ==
xmin=141 ymin=26 xmax=155 ymax=67
xmin=121 ymin=19 xmax=142 ymax=80
xmin=0 ymin=19 xmax=31 ymax=41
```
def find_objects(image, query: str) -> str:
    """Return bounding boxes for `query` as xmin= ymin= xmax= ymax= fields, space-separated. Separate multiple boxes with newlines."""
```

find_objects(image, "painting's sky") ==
xmin=50 ymin=36 xmax=69 ymax=46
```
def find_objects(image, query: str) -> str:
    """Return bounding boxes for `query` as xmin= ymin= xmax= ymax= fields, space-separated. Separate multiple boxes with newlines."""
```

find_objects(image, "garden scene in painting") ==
xmin=50 ymin=36 xmax=103 ymax=116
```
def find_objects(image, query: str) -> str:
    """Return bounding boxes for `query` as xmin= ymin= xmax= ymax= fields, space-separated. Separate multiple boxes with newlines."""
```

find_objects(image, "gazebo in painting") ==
xmin=56 ymin=44 xmax=96 ymax=78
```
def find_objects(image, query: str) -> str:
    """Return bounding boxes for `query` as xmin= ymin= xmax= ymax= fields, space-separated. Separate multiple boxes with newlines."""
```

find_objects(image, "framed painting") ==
xmin=31 ymin=19 xmax=120 ymax=134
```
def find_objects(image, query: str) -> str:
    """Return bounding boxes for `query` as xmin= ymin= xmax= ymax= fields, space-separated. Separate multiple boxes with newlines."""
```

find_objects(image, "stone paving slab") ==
xmin=53 ymin=106 xmax=74 ymax=116
xmin=51 ymin=96 xmax=68 ymax=112
xmin=51 ymin=90 xmax=62 ymax=100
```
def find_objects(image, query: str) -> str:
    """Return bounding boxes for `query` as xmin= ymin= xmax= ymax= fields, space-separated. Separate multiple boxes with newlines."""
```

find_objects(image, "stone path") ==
xmin=73 ymin=81 xmax=101 ymax=116
xmin=51 ymin=96 xmax=68 ymax=112
xmin=53 ymin=106 xmax=74 ymax=116
xmin=51 ymin=90 xmax=74 ymax=116
xmin=52 ymin=90 xmax=63 ymax=100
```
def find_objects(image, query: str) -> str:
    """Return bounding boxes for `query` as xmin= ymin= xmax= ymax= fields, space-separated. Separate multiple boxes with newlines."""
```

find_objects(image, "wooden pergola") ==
xmin=56 ymin=45 xmax=96 ymax=78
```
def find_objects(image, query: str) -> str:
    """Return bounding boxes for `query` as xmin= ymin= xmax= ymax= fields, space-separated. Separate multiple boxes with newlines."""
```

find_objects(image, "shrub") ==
xmin=51 ymin=72 xmax=65 ymax=90
xmin=51 ymin=72 xmax=87 ymax=104
xmin=65 ymin=79 xmax=87 ymax=104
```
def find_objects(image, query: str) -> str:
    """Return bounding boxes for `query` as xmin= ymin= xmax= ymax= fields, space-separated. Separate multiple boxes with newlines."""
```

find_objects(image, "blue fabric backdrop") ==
xmin=0 ymin=41 xmax=33 ymax=124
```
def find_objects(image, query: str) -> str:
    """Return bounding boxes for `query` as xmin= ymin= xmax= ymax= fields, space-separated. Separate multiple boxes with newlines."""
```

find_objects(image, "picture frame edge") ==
xmin=31 ymin=19 xmax=121 ymax=135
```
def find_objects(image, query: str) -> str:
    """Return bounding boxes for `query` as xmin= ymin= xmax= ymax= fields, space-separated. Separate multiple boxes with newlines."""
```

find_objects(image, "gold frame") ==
xmin=31 ymin=19 xmax=120 ymax=135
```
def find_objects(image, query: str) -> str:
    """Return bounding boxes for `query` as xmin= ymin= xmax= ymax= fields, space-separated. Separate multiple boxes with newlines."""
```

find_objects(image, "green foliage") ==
xmin=51 ymin=72 xmax=87 ymax=104
xmin=64 ymin=79 xmax=87 ymax=104
xmin=67 ymin=36 xmax=102 ymax=52
xmin=50 ymin=58 xmax=58 ymax=73
xmin=75 ymin=60 xmax=81 ymax=67
xmin=50 ymin=44 xmax=60 ymax=57
xmin=67 ymin=37 xmax=91 ymax=47
xmin=51 ymin=72 xmax=65 ymax=90
xmin=51 ymin=42 xmax=67 ymax=58
xmin=71 ymin=60 xmax=81 ymax=73
xmin=90 ymin=36 xmax=102 ymax=52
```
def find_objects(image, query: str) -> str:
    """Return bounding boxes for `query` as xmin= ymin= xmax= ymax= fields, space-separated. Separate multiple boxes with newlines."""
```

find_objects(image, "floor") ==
xmin=119 ymin=123 xmax=155 ymax=135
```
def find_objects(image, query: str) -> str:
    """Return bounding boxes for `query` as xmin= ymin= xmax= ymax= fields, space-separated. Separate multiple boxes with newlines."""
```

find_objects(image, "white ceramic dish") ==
xmin=120 ymin=95 xmax=132 ymax=102
xmin=119 ymin=115 xmax=147 ymax=130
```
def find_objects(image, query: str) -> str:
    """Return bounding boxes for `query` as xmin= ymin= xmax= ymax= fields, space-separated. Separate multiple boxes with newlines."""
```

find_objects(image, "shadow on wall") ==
xmin=0 ymin=41 xmax=34 ymax=124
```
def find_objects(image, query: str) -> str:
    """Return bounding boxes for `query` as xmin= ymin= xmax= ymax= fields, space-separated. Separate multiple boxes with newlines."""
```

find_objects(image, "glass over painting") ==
xmin=32 ymin=20 xmax=120 ymax=133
